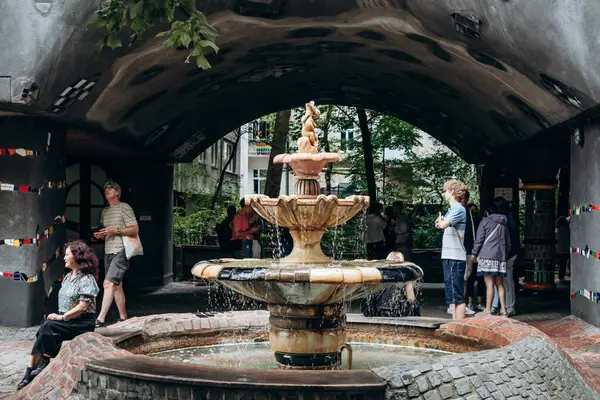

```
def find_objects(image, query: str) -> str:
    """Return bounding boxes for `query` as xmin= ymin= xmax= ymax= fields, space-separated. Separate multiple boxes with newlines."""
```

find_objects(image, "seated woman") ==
xmin=17 ymin=240 xmax=99 ymax=390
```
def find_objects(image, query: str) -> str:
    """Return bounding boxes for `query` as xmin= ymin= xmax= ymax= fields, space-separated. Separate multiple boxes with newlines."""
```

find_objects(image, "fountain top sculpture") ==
xmin=273 ymin=101 xmax=343 ymax=180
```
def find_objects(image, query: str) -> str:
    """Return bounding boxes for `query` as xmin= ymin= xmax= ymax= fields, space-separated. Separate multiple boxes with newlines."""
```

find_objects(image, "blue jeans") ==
xmin=443 ymin=259 xmax=466 ymax=305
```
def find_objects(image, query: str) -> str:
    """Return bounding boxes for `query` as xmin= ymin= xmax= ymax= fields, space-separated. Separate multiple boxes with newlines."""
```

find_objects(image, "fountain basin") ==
xmin=192 ymin=259 xmax=423 ymax=305
xmin=192 ymin=259 xmax=423 ymax=369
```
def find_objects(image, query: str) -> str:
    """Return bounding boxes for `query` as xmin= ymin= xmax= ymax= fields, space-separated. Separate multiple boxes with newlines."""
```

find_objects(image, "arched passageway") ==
xmin=1 ymin=1 xmax=599 ymax=326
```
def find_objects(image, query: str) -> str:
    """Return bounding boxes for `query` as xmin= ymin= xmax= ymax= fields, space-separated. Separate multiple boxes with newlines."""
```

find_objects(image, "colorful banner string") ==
xmin=570 ymin=204 xmax=600 ymax=216
xmin=0 ymin=133 xmax=51 ymax=157
xmin=0 ymin=180 xmax=66 ymax=195
xmin=571 ymin=246 xmax=600 ymax=260
xmin=0 ymin=214 xmax=66 ymax=247
xmin=571 ymin=289 xmax=600 ymax=304
xmin=0 ymin=247 xmax=62 ymax=283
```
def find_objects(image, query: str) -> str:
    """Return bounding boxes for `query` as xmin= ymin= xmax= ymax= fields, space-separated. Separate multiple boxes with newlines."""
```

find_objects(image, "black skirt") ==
xmin=31 ymin=313 xmax=95 ymax=357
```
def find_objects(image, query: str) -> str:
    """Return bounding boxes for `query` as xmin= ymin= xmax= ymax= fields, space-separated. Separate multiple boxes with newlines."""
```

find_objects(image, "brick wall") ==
xmin=10 ymin=333 xmax=130 ymax=400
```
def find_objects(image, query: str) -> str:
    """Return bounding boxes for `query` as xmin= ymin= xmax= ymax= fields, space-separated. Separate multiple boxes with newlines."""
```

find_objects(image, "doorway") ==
xmin=65 ymin=163 xmax=107 ymax=259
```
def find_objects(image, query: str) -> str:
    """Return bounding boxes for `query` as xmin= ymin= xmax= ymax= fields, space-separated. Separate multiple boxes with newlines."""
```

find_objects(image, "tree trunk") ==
xmin=210 ymin=128 xmax=242 ymax=208
xmin=264 ymin=109 xmax=292 ymax=197
xmin=320 ymin=106 xmax=334 ymax=195
xmin=357 ymin=108 xmax=377 ymax=202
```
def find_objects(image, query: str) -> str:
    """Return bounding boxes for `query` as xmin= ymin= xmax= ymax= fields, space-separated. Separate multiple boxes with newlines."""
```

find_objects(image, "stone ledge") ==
xmin=347 ymin=314 xmax=448 ymax=329
xmin=85 ymin=355 xmax=387 ymax=390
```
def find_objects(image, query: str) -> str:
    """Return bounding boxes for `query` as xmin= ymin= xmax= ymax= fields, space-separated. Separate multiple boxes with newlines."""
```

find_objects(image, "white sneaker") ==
xmin=446 ymin=305 xmax=453 ymax=315
xmin=465 ymin=305 xmax=476 ymax=316
xmin=477 ymin=303 xmax=485 ymax=311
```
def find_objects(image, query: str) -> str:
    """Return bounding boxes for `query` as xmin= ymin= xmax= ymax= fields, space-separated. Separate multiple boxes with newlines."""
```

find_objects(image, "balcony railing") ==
xmin=248 ymin=141 xmax=271 ymax=156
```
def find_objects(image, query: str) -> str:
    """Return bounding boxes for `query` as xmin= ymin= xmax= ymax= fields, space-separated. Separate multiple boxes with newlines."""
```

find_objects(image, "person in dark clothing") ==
xmin=17 ymin=240 xmax=99 ymax=390
xmin=361 ymin=252 xmax=420 ymax=317
xmin=216 ymin=205 xmax=237 ymax=257
xmin=491 ymin=197 xmax=520 ymax=316
xmin=462 ymin=191 xmax=481 ymax=315
xmin=472 ymin=203 xmax=511 ymax=316
xmin=384 ymin=206 xmax=396 ymax=253
xmin=365 ymin=202 xmax=388 ymax=260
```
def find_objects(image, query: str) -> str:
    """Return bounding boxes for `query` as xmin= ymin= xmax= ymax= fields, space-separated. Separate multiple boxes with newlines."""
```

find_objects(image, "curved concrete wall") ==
xmin=570 ymin=120 xmax=600 ymax=327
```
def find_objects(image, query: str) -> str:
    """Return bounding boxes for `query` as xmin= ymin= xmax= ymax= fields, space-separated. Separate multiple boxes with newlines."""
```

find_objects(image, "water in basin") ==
xmin=150 ymin=341 xmax=451 ymax=370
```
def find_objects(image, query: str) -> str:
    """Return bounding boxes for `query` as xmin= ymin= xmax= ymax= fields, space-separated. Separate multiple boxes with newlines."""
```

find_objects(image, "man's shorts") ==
xmin=442 ymin=259 xmax=466 ymax=305
xmin=105 ymin=250 xmax=129 ymax=285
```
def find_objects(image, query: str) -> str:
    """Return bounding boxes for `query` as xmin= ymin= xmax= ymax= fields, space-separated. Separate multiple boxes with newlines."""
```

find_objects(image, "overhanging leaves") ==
xmin=88 ymin=0 xmax=219 ymax=70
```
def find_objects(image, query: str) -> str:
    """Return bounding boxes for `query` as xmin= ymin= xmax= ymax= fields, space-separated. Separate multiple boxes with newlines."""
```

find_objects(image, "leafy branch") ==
xmin=88 ymin=0 xmax=219 ymax=69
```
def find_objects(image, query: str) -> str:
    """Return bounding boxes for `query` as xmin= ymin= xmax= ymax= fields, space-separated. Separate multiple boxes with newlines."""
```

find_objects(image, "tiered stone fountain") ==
xmin=192 ymin=101 xmax=423 ymax=370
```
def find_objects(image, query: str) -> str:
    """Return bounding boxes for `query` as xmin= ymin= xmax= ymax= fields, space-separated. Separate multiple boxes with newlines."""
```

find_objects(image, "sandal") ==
xmin=499 ymin=310 xmax=509 ymax=317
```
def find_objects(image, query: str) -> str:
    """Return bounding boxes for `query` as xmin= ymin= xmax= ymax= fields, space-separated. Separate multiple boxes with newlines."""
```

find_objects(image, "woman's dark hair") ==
xmin=65 ymin=240 xmax=99 ymax=278
xmin=487 ymin=203 xmax=501 ymax=215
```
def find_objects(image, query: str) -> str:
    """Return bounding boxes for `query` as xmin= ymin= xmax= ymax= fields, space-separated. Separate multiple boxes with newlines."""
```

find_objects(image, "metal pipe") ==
xmin=339 ymin=343 xmax=353 ymax=370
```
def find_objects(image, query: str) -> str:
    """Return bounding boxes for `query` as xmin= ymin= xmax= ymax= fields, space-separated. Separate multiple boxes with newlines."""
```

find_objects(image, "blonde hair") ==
xmin=443 ymin=179 xmax=468 ymax=203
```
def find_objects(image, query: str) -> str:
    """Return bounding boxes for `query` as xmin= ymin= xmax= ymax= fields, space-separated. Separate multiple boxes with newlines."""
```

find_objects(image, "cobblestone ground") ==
xmin=0 ymin=327 xmax=37 ymax=399
xmin=375 ymin=337 xmax=598 ymax=399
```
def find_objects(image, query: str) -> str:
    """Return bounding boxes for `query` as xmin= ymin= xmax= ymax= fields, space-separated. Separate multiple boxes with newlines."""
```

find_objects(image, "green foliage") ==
xmin=174 ymin=162 xmax=208 ymax=182
xmin=403 ymin=139 xmax=478 ymax=205
xmin=412 ymin=209 xmax=444 ymax=249
xmin=322 ymin=213 xmax=367 ymax=258
xmin=332 ymin=107 xmax=421 ymax=196
xmin=173 ymin=188 xmax=238 ymax=245
xmin=89 ymin=0 xmax=218 ymax=69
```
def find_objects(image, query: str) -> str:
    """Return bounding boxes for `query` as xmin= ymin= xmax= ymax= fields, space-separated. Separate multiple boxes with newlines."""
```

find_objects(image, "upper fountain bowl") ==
xmin=246 ymin=194 xmax=369 ymax=230
xmin=274 ymin=152 xmax=343 ymax=178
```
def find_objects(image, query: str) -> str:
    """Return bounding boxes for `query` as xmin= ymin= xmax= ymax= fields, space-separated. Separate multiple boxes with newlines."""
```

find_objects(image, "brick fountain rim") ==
xmin=16 ymin=312 xmax=599 ymax=399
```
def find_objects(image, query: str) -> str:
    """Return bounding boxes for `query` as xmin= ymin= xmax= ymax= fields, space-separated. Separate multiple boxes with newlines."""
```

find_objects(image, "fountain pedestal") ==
xmin=269 ymin=304 xmax=347 ymax=370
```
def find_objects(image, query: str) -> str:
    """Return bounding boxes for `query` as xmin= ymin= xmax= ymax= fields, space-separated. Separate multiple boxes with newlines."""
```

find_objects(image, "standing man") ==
xmin=93 ymin=180 xmax=138 ymax=327
xmin=435 ymin=179 xmax=468 ymax=321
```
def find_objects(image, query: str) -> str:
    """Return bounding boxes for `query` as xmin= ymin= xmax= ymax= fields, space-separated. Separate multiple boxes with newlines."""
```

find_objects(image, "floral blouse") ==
xmin=58 ymin=272 xmax=99 ymax=314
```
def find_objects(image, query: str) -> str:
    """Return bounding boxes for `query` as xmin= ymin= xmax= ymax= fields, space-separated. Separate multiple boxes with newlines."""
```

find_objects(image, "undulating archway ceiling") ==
xmin=2 ymin=1 xmax=599 ymax=163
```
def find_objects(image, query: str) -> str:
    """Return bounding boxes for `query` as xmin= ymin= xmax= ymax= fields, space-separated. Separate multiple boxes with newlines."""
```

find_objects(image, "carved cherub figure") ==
xmin=298 ymin=101 xmax=321 ymax=154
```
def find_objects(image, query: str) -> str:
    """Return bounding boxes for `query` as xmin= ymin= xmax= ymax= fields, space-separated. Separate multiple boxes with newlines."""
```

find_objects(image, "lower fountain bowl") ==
xmin=191 ymin=258 xmax=424 ymax=305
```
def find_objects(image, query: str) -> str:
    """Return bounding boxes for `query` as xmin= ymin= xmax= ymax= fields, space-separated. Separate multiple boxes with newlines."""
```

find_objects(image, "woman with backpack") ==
xmin=471 ymin=203 xmax=512 ymax=316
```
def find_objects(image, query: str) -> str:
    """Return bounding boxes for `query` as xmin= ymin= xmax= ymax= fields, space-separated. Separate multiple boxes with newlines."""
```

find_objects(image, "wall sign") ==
xmin=494 ymin=187 xmax=513 ymax=200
